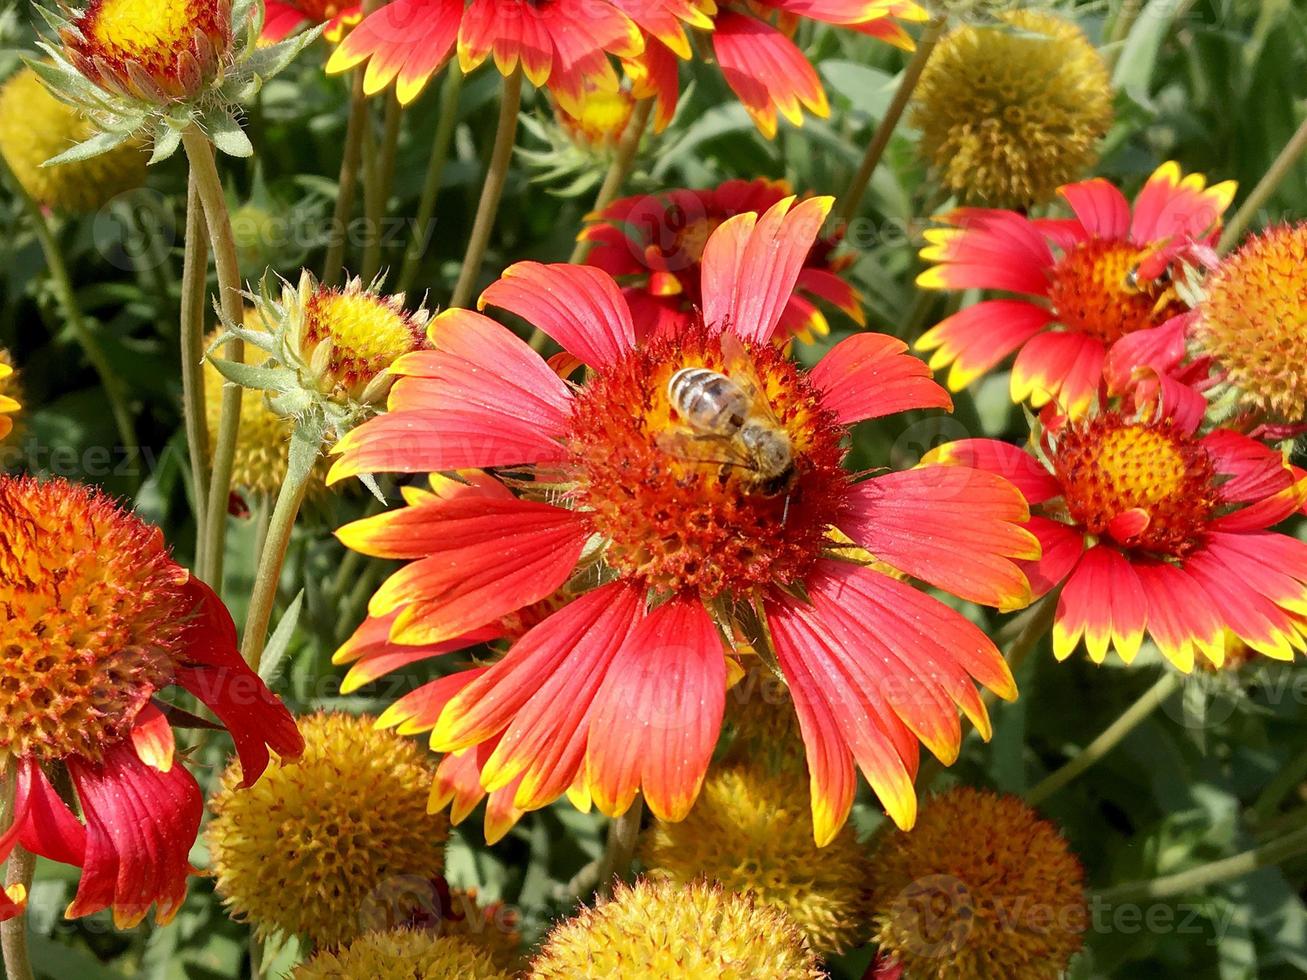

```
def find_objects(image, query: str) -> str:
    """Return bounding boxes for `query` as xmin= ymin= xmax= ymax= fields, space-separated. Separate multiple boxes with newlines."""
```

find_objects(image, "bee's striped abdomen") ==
xmin=668 ymin=368 xmax=750 ymax=435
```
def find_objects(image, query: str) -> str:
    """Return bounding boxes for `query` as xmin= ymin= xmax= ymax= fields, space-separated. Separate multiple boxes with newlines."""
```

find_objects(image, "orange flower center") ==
xmin=0 ymin=476 xmax=187 ymax=762
xmin=1051 ymin=415 xmax=1217 ymax=556
xmin=1047 ymin=240 xmax=1187 ymax=343
xmin=566 ymin=327 xmax=847 ymax=598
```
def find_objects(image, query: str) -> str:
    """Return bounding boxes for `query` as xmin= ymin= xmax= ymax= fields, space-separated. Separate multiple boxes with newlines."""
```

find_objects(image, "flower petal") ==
xmin=809 ymin=332 xmax=951 ymax=425
xmin=914 ymin=300 xmax=1054 ymax=392
xmin=923 ymin=438 xmax=1061 ymax=505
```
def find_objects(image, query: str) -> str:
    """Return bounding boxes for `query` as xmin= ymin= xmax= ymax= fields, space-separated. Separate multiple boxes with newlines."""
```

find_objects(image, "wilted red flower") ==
xmin=582 ymin=177 xmax=863 ymax=344
xmin=329 ymin=197 xmax=1037 ymax=845
xmin=916 ymin=162 xmax=1236 ymax=416
xmin=929 ymin=410 xmax=1307 ymax=670
xmin=0 ymin=476 xmax=303 ymax=927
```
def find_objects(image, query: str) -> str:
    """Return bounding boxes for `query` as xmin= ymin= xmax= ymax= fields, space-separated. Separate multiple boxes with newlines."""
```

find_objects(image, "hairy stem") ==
xmin=449 ymin=70 xmax=523 ymax=309
xmin=1027 ymin=671 xmax=1182 ymax=807
xmin=180 ymin=173 xmax=211 ymax=564
xmin=1098 ymin=821 xmax=1307 ymax=904
xmin=835 ymin=14 xmax=948 ymax=226
xmin=183 ymin=125 xmax=245 ymax=593
xmin=398 ymin=66 xmax=464 ymax=294
xmin=1218 ymin=113 xmax=1307 ymax=253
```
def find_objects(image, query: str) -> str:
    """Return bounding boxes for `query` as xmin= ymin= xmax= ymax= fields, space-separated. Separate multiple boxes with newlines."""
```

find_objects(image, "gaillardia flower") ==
xmin=207 ymin=711 xmax=449 ymax=949
xmin=326 ymin=0 xmax=645 ymax=112
xmin=263 ymin=0 xmax=362 ymax=43
xmin=34 ymin=0 xmax=320 ymax=162
xmin=294 ymin=929 xmax=515 ymax=980
xmin=0 ymin=66 xmax=147 ymax=212
xmin=911 ymin=11 xmax=1112 ymax=208
xmin=1193 ymin=222 xmax=1307 ymax=425
xmin=642 ymin=763 xmax=872 ymax=954
xmin=928 ymin=408 xmax=1307 ymax=669
xmin=0 ymin=475 xmax=302 ymax=927
xmin=868 ymin=788 xmax=1086 ymax=980
xmin=0 ymin=350 xmax=20 ymax=443
xmin=528 ymin=878 xmax=824 ymax=979
xmin=917 ymin=162 xmax=1236 ymax=415
xmin=582 ymin=178 xmax=864 ymax=344
xmin=330 ymin=197 xmax=1037 ymax=843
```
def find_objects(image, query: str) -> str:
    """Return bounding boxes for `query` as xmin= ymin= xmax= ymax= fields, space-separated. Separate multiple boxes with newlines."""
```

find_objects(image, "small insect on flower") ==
xmin=330 ymin=197 xmax=1038 ymax=845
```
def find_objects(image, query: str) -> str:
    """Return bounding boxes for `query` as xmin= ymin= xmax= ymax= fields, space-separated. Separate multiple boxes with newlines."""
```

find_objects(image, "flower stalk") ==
xmin=1218 ymin=113 xmax=1307 ymax=253
xmin=567 ymin=96 xmax=654 ymax=264
xmin=450 ymin=69 xmax=523 ymax=309
xmin=181 ymin=173 xmax=212 ymax=562
xmin=398 ymin=65 xmax=464 ymax=294
xmin=0 ymin=846 xmax=34 ymax=980
xmin=323 ymin=70 xmax=369 ymax=286
xmin=1026 ymin=671 xmax=1182 ymax=806
xmin=182 ymin=124 xmax=246 ymax=593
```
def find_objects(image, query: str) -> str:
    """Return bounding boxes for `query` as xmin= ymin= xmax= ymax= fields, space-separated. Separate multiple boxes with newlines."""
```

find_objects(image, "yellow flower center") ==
xmin=1051 ymin=415 xmax=1216 ymax=556
xmin=1047 ymin=239 xmax=1187 ymax=343
xmin=302 ymin=289 xmax=425 ymax=400
xmin=0 ymin=476 xmax=187 ymax=762
xmin=1195 ymin=223 xmax=1307 ymax=421
xmin=562 ymin=89 xmax=634 ymax=148
xmin=86 ymin=0 xmax=203 ymax=60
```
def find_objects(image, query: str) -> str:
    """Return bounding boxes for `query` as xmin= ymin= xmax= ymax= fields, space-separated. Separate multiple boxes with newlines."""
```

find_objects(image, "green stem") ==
xmin=180 ymin=173 xmax=211 ymax=564
xmin=1250 ymin=742 xmax=1307 ymax=825
xmin=1098 ymin=821 xmax=1307 ymax=904
xmin=1108 ymin=0 xmax=1144 ymax=50
xmin=240 ymin=427 xmax=319 ymax=672
xmin=323 ymin=70 xmax=369 ymax=286
xmin=0 ymin=157 xmax=137 ymax=452
xmin=1218 ymin=112 xmax=1307 ymax=253
xmin=397 ymin=66 xmax=464 ymax=295
xmin=183 ymin=125 xmax=245 ymax=593
xmin=567 ymin=97 xmax=655 ymax=265
xmin=449 ymin=70 xmax=523 ymax=310
xmin=916 ymin=589 xmax=1058 ymax=788
xmin=1026 ymin=671 xmax=1182 ymax=807
xmin=595 ymin=797 xmax=644 ymax=898
xmin=835 ymin=14 xmax=948 ymax=227
xmin=362 ymin=94 xmax=403 ymax=282
xmin=0 ymin=847 xmax=33 ymax=980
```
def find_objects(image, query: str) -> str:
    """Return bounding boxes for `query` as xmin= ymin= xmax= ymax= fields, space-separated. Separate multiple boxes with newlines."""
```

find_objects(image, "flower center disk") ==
xmin=79 ymin=0 xmax=226 ymax=75
xmin=1047 ymin=240 xmax=1187 ymax=343
xmin=566 ymin=328 xmax=847 ymax=598
xmin=0 ymin=477 xmax=186 ymax=762
xmin=1052 ymin=416 xmax=1216 ymax=556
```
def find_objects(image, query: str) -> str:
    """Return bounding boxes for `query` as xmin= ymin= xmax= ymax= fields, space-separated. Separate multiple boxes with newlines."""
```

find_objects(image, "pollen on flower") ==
xmin=1195 ymin=223 xmax=1307 ymax=422
xmin=293 ymin=928 xmax=516 ymax=980
xmin=527 ymin=878 xmax=825 ymax=980
xmin=566 ymin=325 xmax=847 ymax=598
xmin=65 ymin=0 xmax=232 ymax=98
xmin=1047 ymin=239 xmax=1188 ymax=343
xmin=868 ymin=788 xmax=1087 ymax=980
xmin=1051 ymin=414 xmax=1217 ymax=557
xmin=911 ymin=11 xmax=1112 ymax=207
xmin=641 ymin=764 xmax=872 ymax=954
xmin=0 ymin=67 xmax=148 ymax=213
xmin=301 ymin=283 xmax=427 ymax=403
xmin=0 ymin=475 xmax=188 ymax=762
xmin=206 ymin=711 xmax=449 ymax=950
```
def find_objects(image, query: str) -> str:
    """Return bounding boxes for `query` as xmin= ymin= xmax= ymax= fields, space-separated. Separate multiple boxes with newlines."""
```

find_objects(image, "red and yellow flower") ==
xmin=928 ymin=410 xmax=1307 ymax=671
xmin=0 ymin=475 xmax=303 ymax=927
xmin=0 ymin=355 xmax=19 ymax=443
xmin=916 ymin=163 xmax=1236 ymax=416
xmin=581 ymin=178 xmax=863 ymax=344
xmin=326 ymin=0 xmax=646 ymax=112
xmin=328 ymin=197 xmax=1037 ymax=845
xmin=263 ymin=0 xmax=362 ymax=43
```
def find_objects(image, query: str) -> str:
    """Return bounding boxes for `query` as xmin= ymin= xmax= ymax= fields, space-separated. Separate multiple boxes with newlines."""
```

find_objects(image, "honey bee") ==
xmin=662 ymin=333 xmax=796 ymax=496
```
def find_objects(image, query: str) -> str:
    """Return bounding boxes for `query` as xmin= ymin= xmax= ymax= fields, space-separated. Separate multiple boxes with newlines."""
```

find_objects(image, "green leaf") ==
xmin=204 ymin=112 xmax=254 ymax=158
xmin=42 ymin=128 xmax=132 ymax=167
xmin=259 ymin=589 xmax=304 ymax=685
xmin=207 ymin=356 xmax=298 ymax=396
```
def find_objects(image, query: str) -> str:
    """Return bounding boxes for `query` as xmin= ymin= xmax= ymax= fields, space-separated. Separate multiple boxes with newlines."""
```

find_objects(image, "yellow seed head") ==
xmin=912 ymin=11 xmax=1112 ymax=207
xmin=292 ymin=929 xmax=515 ymax=980
xmin=642 ymin=764 xmax=872 ymax=954
xmin=0 ymin=68 xmax=147 ymax=213
xmin=868 ymin=787 xmax=1087 ymax=980
xmin=206 ymin=712 xmax=449 ymax=950
xmin=528 ymin=878 xmax=824 ymax=979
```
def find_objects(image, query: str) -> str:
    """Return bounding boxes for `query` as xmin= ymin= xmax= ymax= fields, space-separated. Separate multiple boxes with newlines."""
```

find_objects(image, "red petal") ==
xmin=1058 ymin=178 xmax=1131 ymax=239
xmin=130 ymin=703 xmax=175 ymax=773
xmin=922 ymin=438 xmax=1061 ymax=505
xmin=15 ymin=758 xmax=87 ymax=869
xmin=480 ymin=263 xmax=636 ymax=368
xmin=809 ymin=332 xmax=951 ymax=425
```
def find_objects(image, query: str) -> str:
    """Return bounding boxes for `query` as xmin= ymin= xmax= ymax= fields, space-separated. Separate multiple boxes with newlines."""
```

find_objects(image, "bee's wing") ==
xmin=655 ymin=426 xmax=754 ymax=470
xmin=719 ymin=330 xmax=784 ymax=428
